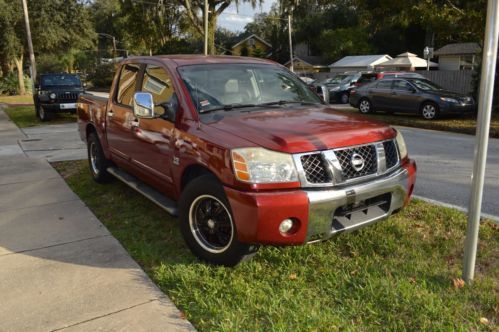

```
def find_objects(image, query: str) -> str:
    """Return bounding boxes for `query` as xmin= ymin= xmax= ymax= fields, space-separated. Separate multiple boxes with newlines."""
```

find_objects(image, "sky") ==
xmin=218 ymin=1 xmax=276 ymax=32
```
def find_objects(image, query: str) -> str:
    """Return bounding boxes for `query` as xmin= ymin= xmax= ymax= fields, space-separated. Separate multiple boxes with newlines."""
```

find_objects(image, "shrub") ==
xmin=87 ymin=63 xmax=116 ymax=88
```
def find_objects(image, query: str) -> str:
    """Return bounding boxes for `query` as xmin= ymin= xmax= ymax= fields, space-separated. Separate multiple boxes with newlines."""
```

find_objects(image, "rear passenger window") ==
xmin=116 ymin=63 xmax=140 ymax=107
xmin=141 ymin=64 xmax=174 ymax=116
xmin=377 ymin=80 xmax=392 ymax=89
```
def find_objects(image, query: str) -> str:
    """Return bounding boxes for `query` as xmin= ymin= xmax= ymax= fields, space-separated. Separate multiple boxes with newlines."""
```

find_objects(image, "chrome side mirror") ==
xmin=318 ymin=85 xmax=330 ymax=104
xmin=133 ymin=92 xmax=154 ymax=119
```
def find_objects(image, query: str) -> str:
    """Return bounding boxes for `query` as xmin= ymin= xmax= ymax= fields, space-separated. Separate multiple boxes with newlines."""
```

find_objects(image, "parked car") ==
xmin=299 ymin=76 xmax=315 ymax=84
xmin=349 ymin=77 xmax=475 ymax=119
xmin=77 ymin=55 xmax=416 ymax=266
xmin=33 ymin=73 xmax=85 ymax=121
xmin=354 ymin=72 xmax=426 ymax=88
xmin=312 ymin=73 xmax=361 ymax=104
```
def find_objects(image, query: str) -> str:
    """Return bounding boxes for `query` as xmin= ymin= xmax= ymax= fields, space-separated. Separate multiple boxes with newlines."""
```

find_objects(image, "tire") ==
xmin=179 ymin=175 xmax=259 ymax=266
xmin=87 ymin=132 xmax=112 ymax=183
xmin=37 ymin=106 xmax=52 ymax=122
xmin=341 ymin=93 xmax=349 ymax=104
xmin=420 ymin=102 xmax=439 ymax=120
xmin=358 ymin=98 xmax=373 ymax=114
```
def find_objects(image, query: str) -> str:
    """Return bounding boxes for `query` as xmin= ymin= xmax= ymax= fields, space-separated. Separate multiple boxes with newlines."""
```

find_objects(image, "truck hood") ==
xmin=206 ymin=106 xmax=396 ymax=154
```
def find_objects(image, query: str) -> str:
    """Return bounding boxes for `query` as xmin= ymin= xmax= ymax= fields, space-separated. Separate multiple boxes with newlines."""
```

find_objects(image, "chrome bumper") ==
xmin=305 ymin=167 xmax=409 ymax=243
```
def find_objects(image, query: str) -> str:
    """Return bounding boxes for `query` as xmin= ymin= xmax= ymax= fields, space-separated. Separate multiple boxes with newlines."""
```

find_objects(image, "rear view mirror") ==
xmin=133 ymin=92 xmax=155 ymax=119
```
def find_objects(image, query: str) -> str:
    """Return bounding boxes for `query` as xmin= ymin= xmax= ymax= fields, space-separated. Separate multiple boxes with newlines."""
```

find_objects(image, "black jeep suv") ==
xmin=33 ymin=73 xmax=85 ymax=121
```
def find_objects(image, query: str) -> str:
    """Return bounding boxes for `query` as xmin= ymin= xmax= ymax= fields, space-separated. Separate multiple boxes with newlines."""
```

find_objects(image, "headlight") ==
xmin=440 ymin=97 xmax=458 ymax=103
xmin=395 ymin=131 xmax=408 ymax=160
xmin=49 ymin=93 xmax=56 ymax=99
xmin=329 ymin=86 xmax=340 ymax=92
xmin=231 ymin=148 xmax=298 ymax=183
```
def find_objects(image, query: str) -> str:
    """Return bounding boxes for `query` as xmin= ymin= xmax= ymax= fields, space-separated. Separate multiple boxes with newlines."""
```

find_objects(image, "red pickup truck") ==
xmin=77 ymin=55 xmax=416 ymax=266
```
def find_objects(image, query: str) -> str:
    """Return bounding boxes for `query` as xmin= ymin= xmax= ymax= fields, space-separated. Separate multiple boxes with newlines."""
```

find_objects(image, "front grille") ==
xmin=334 ymin=144 xmax=377 ymax=180
xmin=57 ymin=92 xmax=78 ymax=101
xmin=383 ymin=140 xmax=399 ymax=169
xmin=298 ymin=139 xmax=400 ymax=186
xmin=301 ymin=154 xmax=331 ymax=183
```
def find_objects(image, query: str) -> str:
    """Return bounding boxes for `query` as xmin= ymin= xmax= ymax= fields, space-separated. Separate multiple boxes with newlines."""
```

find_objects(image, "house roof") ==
xmin=434 ymin=43 xmax=481 ymax=56
xmin=231 ymin=34 xmax=272 ymax=50
xmin=376 ymin=52 xmax=438 ymax=68
xmin=284 ymin=55 xmax=328 ymax=67
xmin=329 ymin=54 xmax=392 ymax=68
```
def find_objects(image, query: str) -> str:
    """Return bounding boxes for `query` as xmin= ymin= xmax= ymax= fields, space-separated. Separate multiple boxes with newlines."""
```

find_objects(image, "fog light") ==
xmin=279 ymin=218 xmax=294 ymax=234
xmin=49 ymin=93 xmax=56 ymax=99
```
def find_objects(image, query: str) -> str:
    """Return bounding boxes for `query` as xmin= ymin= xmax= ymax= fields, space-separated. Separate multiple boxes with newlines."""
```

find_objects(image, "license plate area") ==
xmin=331 ymin=193 xmax=391 ymax=232
xmin=60 ymin=103 xmax=76 ymax=109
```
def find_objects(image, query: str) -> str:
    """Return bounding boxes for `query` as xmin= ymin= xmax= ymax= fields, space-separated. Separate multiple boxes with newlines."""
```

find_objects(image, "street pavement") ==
xmin=0 ymin=107 xmax=194 ymax=331
xmin=398 ymin=126 xmax=499 ymax=220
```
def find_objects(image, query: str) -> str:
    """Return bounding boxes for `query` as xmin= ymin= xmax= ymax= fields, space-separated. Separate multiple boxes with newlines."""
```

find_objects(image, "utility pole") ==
xmin=21 ymin=0 xmax=36 ymax=87
xmin=112 ymin=36 xmax=117 ymax=61
xmin=463 ymin=0 xmax=499 ymax=283
xmin=288 ymin=13 xmax=294 ymax=72
xmin=204 ymin=0 xmax=208 ymax=55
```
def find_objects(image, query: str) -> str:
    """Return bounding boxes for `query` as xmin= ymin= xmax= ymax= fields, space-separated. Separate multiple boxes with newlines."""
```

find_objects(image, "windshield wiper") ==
xmin=258 ymin=100 xmax=319 ymax=106
xmin=199 ymin=103 xmax=256 ymax=114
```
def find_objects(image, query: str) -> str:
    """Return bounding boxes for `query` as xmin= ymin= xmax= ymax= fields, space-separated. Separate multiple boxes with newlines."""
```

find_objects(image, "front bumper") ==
xmin=225 ymin=159 xmax=416 ymax=245
xmin=439 ymin=102 xmax=476 ymax=114
xmin=40 ymin=102 xmax=78 ymax=112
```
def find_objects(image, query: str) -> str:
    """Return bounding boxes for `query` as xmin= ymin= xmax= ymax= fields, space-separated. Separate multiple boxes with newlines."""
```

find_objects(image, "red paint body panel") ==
xmin=224 ymin=186 xmax=310 ymax=245
xmin=77 ymin=55 xmax=418 ymax=246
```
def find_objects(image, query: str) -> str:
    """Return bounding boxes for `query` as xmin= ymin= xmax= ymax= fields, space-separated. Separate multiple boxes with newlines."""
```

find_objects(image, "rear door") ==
xmin=106 ymin=63 xmax=141 ymax=163
xmin=390 ymin=79 xmax=421 ymax=112
xmin=127 ymin=62 xmax=177 ymax=197
xmin=371 ymin=80 xmax=393 ymax=109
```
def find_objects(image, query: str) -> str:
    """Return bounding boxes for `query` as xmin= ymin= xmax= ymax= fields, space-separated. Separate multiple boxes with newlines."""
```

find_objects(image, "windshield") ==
xmin=320 ymin=75 xmax=353 ymax=85
xmin=41 ymin=74 xmax=81 ymax=87
xmin=178 ymin=64 xmax=321 ymax=113
xmin=411 ymin=79 xmax=443 ymax=91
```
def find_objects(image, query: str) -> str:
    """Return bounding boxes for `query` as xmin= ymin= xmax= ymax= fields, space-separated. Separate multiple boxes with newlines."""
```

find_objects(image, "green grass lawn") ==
xmin=53 ymin=160 xmax=498 ymax=331
xmin=3 ymin=105 xmax=76 ymax=128
xmin=337 ymin=107 xmax=499 ymax=138
xmin=0 ymin=94 xmax=34 ymax=104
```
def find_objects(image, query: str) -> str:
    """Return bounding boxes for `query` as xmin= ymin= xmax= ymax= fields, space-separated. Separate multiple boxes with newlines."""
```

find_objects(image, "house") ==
xmin=231 ymin=34 xmax=272 ymax=57
xmin=375 ymin=52 xmax=438 ymax=71
xmin=329 ymin=55 xmax=392 ymax=73
xmin=433 ymin=42 xmax=481 ymax=70
xmin=284 ymin=56 xmax=329 ymax=74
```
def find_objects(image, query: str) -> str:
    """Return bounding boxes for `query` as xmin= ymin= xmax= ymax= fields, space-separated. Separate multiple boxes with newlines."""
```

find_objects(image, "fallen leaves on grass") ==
xmin=288 ymin=273 xmax=297 ymax=280
xmin=453 ymin=278 xmax=465 ymax=289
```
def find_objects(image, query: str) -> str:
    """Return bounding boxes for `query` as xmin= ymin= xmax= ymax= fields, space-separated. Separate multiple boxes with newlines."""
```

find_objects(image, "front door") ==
xmin=127 ymin=63 xmax=177 ymax=197
xmin=389 ymin=80 xmax=421 ymax=112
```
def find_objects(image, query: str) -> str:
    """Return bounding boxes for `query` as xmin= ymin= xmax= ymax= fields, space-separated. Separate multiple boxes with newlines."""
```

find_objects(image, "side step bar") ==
xmin=107 ymin=166 xmax=178 ymax=216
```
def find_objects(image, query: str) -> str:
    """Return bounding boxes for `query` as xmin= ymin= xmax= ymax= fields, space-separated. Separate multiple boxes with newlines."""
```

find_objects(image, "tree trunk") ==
xmin=208 ymin=10 xmax=217 ymax=55
xmin=13 ymin=55 xmax=26 ymax=95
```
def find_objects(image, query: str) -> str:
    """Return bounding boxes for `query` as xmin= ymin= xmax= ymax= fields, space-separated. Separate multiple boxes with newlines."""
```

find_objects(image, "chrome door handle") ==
xmin=107 ymin=111 xmax=114 ymax=117
xmin=130 ymin=120 xmax=139 ymax=128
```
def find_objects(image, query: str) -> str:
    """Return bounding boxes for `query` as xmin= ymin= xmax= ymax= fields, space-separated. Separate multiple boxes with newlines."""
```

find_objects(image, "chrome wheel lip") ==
xmin=422 ymin=104 xmax=436 ymax=119
xmin=189 ymin=194 xmax=234 ymax=254
xmin=89 ymin=141 xmax=99 ymax=175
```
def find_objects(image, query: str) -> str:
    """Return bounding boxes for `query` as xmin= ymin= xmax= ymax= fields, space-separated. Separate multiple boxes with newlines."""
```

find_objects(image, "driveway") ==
xmin=398 ymin=126 xmax=499 ymax=220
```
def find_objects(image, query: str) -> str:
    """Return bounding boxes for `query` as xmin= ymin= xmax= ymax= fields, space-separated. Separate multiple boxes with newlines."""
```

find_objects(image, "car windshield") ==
xmin=41 ymin=74 xmax=81 ymax=87
xmin=320 ymin=75 xmax=352 ymax=85
xmin=178 ymin=64 xmax=321 ymax=113
xmin=410 ymin=79 xmax=443 ymax=91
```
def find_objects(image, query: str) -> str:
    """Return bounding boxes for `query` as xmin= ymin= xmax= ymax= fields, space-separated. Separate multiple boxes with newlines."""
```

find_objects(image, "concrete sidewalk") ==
xmin=0 ymin=108 xmax=194 ymax=331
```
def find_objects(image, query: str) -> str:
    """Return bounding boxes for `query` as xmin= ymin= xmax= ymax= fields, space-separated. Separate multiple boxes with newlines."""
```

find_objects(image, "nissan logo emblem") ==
xmin=350 ymin=153 xmax=365 ymax=171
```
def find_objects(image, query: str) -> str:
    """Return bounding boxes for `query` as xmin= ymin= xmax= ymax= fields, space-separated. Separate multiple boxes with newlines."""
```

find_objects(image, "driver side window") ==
xmin=141 ymin=64 xmax=175 ymax=116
